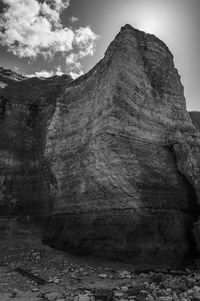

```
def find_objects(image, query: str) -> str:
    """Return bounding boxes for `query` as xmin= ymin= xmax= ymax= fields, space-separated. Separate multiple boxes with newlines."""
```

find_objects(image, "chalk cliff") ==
xmin=1 ymin=25 xmax=200 ymax=268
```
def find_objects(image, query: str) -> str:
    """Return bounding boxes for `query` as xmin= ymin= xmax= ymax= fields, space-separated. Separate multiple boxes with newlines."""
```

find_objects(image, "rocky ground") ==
xmin=1 ymin=240 xmax=200 ymax=300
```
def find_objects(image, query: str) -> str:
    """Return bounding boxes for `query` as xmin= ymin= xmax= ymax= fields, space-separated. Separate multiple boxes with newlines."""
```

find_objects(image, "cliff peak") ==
xmin=120 ymin=23 xmax=136 ymax=31
xmin=111 ymin=24 xmax=171 ymax=57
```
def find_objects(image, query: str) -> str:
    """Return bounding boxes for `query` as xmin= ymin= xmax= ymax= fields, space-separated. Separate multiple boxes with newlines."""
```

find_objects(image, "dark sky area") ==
xmin=0 ymin=0 xmax=199 ymax=111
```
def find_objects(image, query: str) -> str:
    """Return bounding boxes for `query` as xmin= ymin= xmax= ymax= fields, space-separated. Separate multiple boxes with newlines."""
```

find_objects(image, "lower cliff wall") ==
xmin=43 ymin=131 xmax=200 ymax=268
xmin=0 ymin=71 xmax=72 ymax=236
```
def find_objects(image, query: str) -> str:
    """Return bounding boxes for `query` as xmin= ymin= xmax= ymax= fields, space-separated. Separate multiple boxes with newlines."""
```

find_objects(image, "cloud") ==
xmin=0 ymin=0 xmax=74 ymax=58
xmin=69 ymin=70 xmax=84 ymax=79
xmin=27 ymin=66 xmax=84 ymax=79
xmin=47 ymin=0 xmax=70 ymax=12
xmin=27 ymin=66 xmax=64 ymax=78
xmin=66 ymin=53 xmax=82 ymax=70
xmin=55 ymin=65 xmax=64 ymax=76
xmin=70 ymin=16 xmax=79 ymax=23
xmin=0 ymin=0 xmax=98 ymax=74
xmin=27 ymin=70 xmax=55 ymax=78
xmin=66 ymin=26 xmax=98 ymax=73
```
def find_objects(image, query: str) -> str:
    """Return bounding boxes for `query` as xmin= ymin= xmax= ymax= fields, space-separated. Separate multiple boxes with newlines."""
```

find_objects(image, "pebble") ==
xmin=44 ymin=292 xmax=65 ymax=301
xmin=114 ymin=292 xmax=124 ymax=298
xmin=118 ymin=271 xmax=131 ymax=279
xmin=74 ymin=294 xmax=93 ymax=301
xmin=63 ymin=269 xmax=69 ymax=274
xmin=185 ymin=268 xmax=192 ymax=274
xmin=121 ymin=286 xmax=129 ymax=292
xmin=47 ymin=278 xmax=54 ymax=283
xmin=193 ymin=286 xmax=200 ymax=300
xmin=98 ymin=274 xmax=108 ymax=279
xmin=9 ymin=289 xmax=18 ymax=298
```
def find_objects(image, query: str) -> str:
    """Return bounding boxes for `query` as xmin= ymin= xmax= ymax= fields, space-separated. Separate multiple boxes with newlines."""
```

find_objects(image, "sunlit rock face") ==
xmin=1 ymin=25 xmax=200 ymax=268
xmin=43 ymin=25 xmax=200 ymax=268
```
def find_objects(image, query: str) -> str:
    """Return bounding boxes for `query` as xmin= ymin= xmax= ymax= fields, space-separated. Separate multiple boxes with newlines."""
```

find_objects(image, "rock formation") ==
xmin=190 ymin=112 xmax=200 ymax=132
xmin=0 ymin=68 xmax=72 ymax=237
xmin=1 ymin=25 xmax=200 ymax=268
xmin=189 ymin=111 xmax=200 ymax=253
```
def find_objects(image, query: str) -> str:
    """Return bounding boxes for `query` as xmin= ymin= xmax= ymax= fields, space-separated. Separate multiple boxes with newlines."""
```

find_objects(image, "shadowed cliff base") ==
xmin=1 ymin=25 xmax=200 ymax=269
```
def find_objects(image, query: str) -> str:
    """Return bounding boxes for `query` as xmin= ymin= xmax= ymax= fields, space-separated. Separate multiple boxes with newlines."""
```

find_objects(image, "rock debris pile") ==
xmin=1 ymin=241 xmax=200 ymax=300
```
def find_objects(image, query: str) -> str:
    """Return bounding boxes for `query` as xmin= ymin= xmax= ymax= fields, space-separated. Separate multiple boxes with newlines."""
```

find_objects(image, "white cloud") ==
xmin=74 ymin=27 xmax=97 ymax=56
xmin=69 ymin=70 xmax=84 ymax=79
xmin=46 ymin=0 xmax=70 ymax=12
xmin=70 ymin=16 xmax=79 ymax=23
xmin=27 ymin=70 xmax=55 ymax=78
xmin=27 ymin=66 xmax=64 ymax=78
xmin=0 ymin=0 xmax=98 ymax=74
xmin=0 ymin=0 xmax=74 ymax=58
xmin=66 ymin=53 xmax=82 ymax=70
xmin=55 ymin=65 xmax=64 ymax=76
xmin=66 ymin=26 xmax=98 ymax=73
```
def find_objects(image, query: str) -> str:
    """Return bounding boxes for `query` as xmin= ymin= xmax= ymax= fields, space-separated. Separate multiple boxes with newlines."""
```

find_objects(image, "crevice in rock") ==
xmin=167 ymin=144 xmax=200 ymax=260
xmin=27 ymin=103 xmax=38 ymax=128
xmin=0 ymin=96 xmax=6 ymax=118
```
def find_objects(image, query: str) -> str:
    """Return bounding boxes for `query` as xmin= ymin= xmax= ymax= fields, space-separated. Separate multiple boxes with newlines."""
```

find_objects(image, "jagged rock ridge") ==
xmin=1 ymin=25 xmax=200 ymax=268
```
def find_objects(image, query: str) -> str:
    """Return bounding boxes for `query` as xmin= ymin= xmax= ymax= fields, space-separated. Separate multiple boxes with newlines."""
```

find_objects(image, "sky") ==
xmin=0 ymin=0 xmax=199 ymax=111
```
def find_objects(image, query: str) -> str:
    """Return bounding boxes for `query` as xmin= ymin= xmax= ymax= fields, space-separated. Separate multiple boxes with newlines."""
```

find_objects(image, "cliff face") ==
xmin=43 ymin=25 xmax=200 ymax=267
xmin=190 ymin=112 xmax=200 ymax=132
xmin=1 ymin=25 xmax=200 ymax=268
xmin=0 ymin=68 xmax=72 ymax=223
xmin=189 ymin=111 xmax=200 ymax=253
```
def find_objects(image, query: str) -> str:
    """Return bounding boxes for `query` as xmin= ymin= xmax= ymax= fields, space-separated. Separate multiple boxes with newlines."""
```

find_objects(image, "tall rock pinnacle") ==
xmin=1 ymin=25 xmax=200 ymax=268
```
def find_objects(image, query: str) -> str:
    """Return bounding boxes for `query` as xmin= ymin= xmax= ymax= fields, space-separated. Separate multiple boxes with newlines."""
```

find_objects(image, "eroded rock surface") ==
xmin=0 ymin=68 xmax=72 ymax=237
xmin=1 ymin=25 xmax=200 ymax=268
xmin=43 ymin=25 xmax=200 ymax=267
xmin=190 ymin=112 xmax=200 ymax=132
xmin=189 ymin=112 xmax=200 ymax=253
